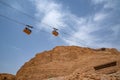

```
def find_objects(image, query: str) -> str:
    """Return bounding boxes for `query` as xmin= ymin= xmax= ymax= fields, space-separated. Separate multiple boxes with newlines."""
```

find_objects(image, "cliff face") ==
xmin=16 ymin=46 xmax=120 ymax=80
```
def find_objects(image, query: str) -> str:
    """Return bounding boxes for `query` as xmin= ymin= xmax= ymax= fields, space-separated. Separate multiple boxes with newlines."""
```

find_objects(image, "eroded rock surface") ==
xmin=16 ymin=46 xmax=120 ymax=80
xmin=0 ymin=73 xmax=15 ymax=80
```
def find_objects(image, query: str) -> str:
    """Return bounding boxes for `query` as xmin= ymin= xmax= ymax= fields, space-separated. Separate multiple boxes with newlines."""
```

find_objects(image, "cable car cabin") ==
xmin=23 ymin=27 xmax=32 ymax=35
xmin=52 ymin=30 xmax=59 ymax=36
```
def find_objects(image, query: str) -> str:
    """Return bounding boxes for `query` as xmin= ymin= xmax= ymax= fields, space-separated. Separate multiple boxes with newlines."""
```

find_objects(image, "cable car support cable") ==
xmin=0 ymin=0 xmax=53 ymax=29
xmin=0 ymin=1 xmax=90 ymax=47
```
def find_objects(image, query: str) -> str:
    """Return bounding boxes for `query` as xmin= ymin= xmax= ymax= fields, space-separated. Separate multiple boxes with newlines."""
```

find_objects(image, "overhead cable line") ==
xmin=0 ymin=13 xmax=89 ymax=47
xmin=0 ymin=14 xmax=26 ymax=26
xmin=0 ymin=14 xmax=88 ymax=47
xmin=58 ymin=32 xmax=89 ymax=47
xmin=0 ymin=1 xmax=69 ymax=35
xmin=0 ymin=0 xmax=76 ymax=31
xmin=0 ymin=14 xmax=51 ymax=35
xmin=0 ymin=1 xmax=78 ymax=40
xmin=0 ymin=0 xmax=53 ymax=28
xmin=0 ymin=0 xmax=53 ymax=29
xmin=0 ymin=1 xmax=36 ymax=21
xmin=58 ymin=26 xmax=89 ymax=47
xmin=0 ymin=1 xmax=89 ymax=47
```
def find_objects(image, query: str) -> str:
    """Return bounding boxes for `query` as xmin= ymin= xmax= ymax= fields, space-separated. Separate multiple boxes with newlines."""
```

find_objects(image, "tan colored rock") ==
xmin=63 ymin=72 xmax=118 ymax=80
xmin=0 ymin=73 xmax=15 ymax=80
xmin=16 ymin=46 xmax=120 ymax=80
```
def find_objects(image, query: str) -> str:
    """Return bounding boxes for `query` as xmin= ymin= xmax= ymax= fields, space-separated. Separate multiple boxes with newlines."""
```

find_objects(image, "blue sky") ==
xmin=0 ymin=0 xmax=120 ymax=74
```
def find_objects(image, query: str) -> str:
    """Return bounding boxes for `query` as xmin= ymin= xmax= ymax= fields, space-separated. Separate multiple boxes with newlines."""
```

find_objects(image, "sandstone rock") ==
xmin=0 ymin=73 xmax=15 ymax=80
xmin=16 ymin=46 xmax=120 ymax=80
xmin=64 ymin=72 xmax=118 ymax=80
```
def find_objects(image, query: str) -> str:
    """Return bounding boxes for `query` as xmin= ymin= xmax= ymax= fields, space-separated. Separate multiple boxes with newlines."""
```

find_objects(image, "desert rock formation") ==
xmin=0 ymin=73 xmax=15 ymax=80
xmin=16 ymin=46 xmax=120 ymax=80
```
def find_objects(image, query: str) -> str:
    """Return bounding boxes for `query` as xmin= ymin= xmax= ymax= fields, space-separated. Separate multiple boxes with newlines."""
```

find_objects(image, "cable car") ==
xmin=23 ymin=25 xmax=33 ymax=35
xmin=52 ymin=28 xmax=59 ymax=36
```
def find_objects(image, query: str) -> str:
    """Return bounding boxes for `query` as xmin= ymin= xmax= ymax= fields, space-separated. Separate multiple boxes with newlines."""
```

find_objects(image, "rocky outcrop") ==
xmin=0 ymin=73 xmax=15 ymax=80
xmin=44 ymin=71 xmax=120 ymax=80
xmin=16 ymin=46 xmax=120 ymax=80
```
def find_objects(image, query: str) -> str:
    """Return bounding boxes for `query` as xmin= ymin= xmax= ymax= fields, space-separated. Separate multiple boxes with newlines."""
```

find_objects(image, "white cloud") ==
xmin=92 ymin=0 xmax=107 ymax=4
xmin=33 ymin=0 xmax=66 ymax=31
xmin=33 ymin=0 xmax=120 ymax=50
xmin=92 ymin=0 xmax=119 ymax=10
xmin=94 ymin=12 xmax=107 ymax=22
xmin=41 ymin=10 xmax=64 ymax=29
xmin=35 ymin=0 xmax=61 ymax=14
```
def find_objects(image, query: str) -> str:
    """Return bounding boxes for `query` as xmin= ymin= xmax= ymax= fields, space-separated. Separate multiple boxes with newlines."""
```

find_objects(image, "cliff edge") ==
xmin=16 ymin=46 xmax=120 ymax=80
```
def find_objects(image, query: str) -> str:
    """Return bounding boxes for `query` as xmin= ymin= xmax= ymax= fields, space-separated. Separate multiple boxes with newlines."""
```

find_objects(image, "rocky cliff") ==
xmin=0 ymin=73 xmax=15 ymax=80
xmin=15 ymin=46 xmax=120 ymax=80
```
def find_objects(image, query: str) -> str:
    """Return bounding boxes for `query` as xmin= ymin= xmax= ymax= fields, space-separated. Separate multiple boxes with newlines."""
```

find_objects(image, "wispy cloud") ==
xmin=33 ymin=0 xmax=66 ymax=31
xmin=92 ymin=0 xmax=120 ymax=10
xmin=32 ymin=0 xmax=120 ymax=50
xmin=91 ymin=0 xmax=107 ymax=5
xmin=11 ymin=46 xmax=21 ymax=51
xmin=93 ymin=12 xmax=107 ymax=22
